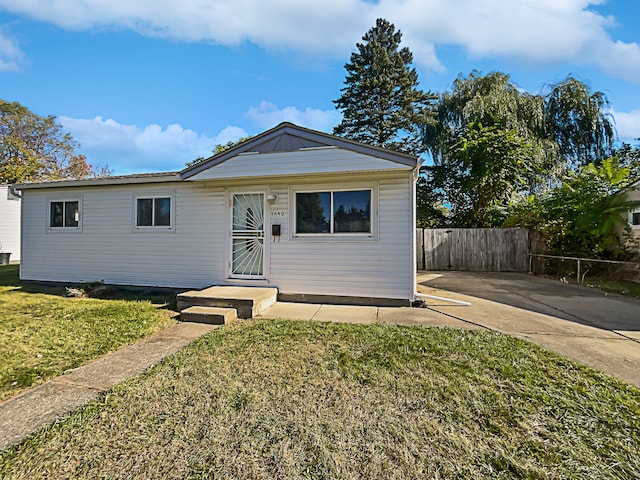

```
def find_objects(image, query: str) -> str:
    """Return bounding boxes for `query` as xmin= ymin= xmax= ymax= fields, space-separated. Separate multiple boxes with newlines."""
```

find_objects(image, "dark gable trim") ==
xmin=179 ymin=122 xmax=419 ymax=179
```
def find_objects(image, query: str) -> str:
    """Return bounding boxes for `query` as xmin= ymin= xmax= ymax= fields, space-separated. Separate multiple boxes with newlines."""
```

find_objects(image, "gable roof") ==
xmin=179 ymin=122 xmax=419 ymax=180
xmin=14 ymin=124 xmax=420 ymax=191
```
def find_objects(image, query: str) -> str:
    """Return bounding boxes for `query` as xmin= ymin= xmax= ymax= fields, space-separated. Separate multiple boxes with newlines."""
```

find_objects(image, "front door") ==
xmin=230 ymin=192 xmax=265 ymax=278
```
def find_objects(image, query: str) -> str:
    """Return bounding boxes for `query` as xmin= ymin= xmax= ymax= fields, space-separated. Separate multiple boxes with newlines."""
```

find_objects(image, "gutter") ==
xmin=15 ymin=173 xmax=181 ymax=190
xmin=7 ymin=185 xmax=21 ymax=199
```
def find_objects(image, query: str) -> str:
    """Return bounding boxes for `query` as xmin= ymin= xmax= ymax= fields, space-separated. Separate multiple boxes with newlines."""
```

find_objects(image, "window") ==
xmin=295 ymin=189 xmax=371 ymax=235
xmin=632 ymin=211 xmax=640 ymax=227
xmin=135 ymin=196 xmax=173 ymax=229
xmin=49 ymin=200 xmax=79 ymax=229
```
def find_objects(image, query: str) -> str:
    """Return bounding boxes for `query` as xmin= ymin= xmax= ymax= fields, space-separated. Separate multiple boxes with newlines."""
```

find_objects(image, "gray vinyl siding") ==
xmin=266 ymin=174 xmax=413 ymax=299
xmin=20 ymin=173 xmax=414 ymax=301
xmin=0 ymin=186 xmax=21 ymax=261
xmin=188 ymin=147 xmax=413 ymax=181
xmin=20 ymin=183 xmax=227 ymax=288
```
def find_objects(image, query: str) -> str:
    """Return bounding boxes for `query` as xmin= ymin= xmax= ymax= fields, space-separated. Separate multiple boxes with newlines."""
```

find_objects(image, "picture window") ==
xmin=295 ymin=189 xmax=371 ymax=235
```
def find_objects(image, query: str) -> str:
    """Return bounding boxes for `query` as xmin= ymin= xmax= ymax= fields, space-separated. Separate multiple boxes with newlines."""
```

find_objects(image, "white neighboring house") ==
xmin=0 ymin=184 xmax=21 ymax=262
xmin=625 ymin=179 xmax=640 ymax=245
xmin=16 ymin=123 xmax=420 ymax=305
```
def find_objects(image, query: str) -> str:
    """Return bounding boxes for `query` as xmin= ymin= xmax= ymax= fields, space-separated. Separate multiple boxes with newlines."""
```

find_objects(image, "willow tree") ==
xmin=420 ymin=72 xmax=557 ymax=226
xmin=423 ymin=71 xmax=552 ymax=167
xmin=420 ymin=72 xmax=618 ymax=226
xmin=545 ymin=76 xmax=615 ymax=167
xmin=615 ymin=142 xmax=640 ymax=180
xmin=333 ymin=18 xmax=436 ymax=155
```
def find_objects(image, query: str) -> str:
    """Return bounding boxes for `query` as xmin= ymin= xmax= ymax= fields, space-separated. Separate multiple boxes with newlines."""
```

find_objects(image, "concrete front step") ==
xmin=180 ymin=306 xmax=238 ymax=325
xmin=177 ymin=286 xmax=278 ymax=319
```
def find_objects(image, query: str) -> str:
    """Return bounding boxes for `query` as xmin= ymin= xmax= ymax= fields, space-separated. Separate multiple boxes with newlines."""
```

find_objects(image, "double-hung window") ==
xmin=295 ymin=189 xmax=372 ymax=235
xmin=135 ymin=196 xmax=173 ymax=230
xmin=49 ymin=200 xmax=80 ymax=230
xmin=631 ymin=210 xmax=640 ymax=229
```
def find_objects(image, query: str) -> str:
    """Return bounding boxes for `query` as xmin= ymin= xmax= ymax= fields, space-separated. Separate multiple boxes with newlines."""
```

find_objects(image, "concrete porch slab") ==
xmin=177 ymin=286 xmax=277 ymax=318
xmin=194 ymin=286 xmax=277 ymax=301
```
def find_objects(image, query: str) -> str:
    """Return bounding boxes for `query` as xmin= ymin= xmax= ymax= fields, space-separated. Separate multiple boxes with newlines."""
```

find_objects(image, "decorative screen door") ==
xmin=230 ymin=193 xmax=265 ymax=277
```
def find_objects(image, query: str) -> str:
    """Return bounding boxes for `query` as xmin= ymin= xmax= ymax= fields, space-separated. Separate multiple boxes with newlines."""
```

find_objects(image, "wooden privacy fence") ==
xmin=417 ymin=228 xmax=530 ymax=272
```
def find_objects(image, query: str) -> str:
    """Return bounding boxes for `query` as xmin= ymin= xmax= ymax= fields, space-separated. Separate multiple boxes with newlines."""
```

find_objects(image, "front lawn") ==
xmin=1 ymin=319 xmax=638 ymax=479
xmin=0 ymin=265 xmax=176 ymax=400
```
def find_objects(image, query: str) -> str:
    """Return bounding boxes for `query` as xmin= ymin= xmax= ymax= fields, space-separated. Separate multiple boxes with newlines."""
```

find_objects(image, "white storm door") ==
xmin=230 ymin=193 xmax=265 ymax=278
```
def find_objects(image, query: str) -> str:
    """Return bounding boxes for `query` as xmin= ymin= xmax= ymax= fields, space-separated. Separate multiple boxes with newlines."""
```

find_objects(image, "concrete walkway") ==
xmin=0 ymin=322 xmax=216 ymax=451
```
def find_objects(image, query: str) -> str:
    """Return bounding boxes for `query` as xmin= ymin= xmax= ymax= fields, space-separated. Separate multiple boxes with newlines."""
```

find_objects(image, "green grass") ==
xmin=585 ymin=278 xmax=640 ymax=298
xmin=0 ymin=264 xmax=176 ymax=400
xmin=537 ymin=270 xmax=640 ymax=299
xmin=1 ymin=319 xmax=638 ymax=479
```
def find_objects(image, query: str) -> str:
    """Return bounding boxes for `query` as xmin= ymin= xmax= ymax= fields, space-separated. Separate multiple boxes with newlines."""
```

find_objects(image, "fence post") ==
xmin=577 ymin=258 xmax=581 ymax=284
xmin=420 ymin=228 xmax=427 ymax=270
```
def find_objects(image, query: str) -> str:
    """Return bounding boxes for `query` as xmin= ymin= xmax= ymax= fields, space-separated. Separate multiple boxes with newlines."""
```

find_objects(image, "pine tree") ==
xmin=333 ymin=18 xmax=435 ymax=155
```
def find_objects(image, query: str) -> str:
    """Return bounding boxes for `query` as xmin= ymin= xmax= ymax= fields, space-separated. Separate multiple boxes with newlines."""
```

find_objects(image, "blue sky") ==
xmin=1 ymin=0 xmax=639 ymax=175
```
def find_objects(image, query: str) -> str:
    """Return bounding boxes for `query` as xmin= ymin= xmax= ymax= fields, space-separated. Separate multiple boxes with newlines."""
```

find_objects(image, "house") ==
xmin=0 ymin=184 xmax=21 ymax=263
xmin=624 ymin=179 xmax=640 ymax=245
xmin=16 ymin=123 xmax=420 ymax=305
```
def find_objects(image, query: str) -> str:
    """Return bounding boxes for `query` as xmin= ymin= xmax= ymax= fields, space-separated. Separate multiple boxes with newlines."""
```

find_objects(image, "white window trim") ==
xmin=46 ymin=196 xmax=83 ymax=233
xmin=132 ymin=191 xmax=176 ymax=233
xmin=630 ymin=208 xmax=640 ymax=229
xmin=289 ymin=182 xmax=378 ymax=241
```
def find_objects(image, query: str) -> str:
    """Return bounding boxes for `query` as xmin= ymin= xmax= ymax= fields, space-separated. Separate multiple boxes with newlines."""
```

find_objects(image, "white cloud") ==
xmin=0 ymin=0 xmax=367 ymax=55
xmin=246 ymin=101 xmax=341 ymax=132
xmin=610 ymin=109 xmax=640 ymax=142
xmin=592 ymin=40 xmax=640 ymax=84
xmin=0 ymin=29 xmax=25 ymax=71
xmin=2 ymin=0 xmax=639 ymax=81
xmin=214 ymin=126 xmax=249 ymax=145
xmin=59 ymin=116 xmax=245 ymax=174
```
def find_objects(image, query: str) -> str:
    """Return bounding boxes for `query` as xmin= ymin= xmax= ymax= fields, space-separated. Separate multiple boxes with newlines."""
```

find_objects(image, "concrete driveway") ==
xmin=417 ymin=271 xmax=640 ymax=386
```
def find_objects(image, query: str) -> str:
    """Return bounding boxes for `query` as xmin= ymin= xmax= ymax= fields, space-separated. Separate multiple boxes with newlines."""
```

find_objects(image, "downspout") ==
xmin=7 ymin=184 xmax=21 ymax=199
xmin=414 ymin=292 xmax=471 ymax=306
xmin=410 ymin=165 xmax=419 ymax=303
